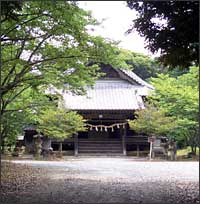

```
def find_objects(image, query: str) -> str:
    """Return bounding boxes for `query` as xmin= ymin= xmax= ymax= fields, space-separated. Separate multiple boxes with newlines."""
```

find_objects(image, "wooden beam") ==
xmin=77 ymin=110 xmax=135 ymax=120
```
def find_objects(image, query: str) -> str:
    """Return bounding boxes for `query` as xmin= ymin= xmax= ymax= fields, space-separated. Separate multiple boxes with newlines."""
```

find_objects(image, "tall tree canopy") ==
xmin=1 ymin=1 xmax=127 ymax=114
xmin=129 ymin=104 xmax=177 ymax=137
xmin=1 ymin=1 xmax=127 ymax=144
xmin=130 ymin=66 xmax=198 ymax=153
xmin=37 ymin=107 xmax=85 ymax=140
xmin=1 ymin=88 xmax=49 ymax=146
xmin=1 ymin=0 xmax=22 ymax=21
xmin=115 ymin=49 xmax=167 ymax=80
xmin=126 ymin=1 xmax=199 ymax=68
xmin=149 ymin=66 xmax=198 ymax=152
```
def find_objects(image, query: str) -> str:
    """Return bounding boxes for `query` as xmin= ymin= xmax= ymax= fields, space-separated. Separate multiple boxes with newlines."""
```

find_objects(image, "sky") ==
xmin=78 ymin=1 xmax=159 ymax=57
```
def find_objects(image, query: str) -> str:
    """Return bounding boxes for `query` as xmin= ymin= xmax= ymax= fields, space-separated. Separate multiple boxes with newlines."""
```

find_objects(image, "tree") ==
xmin=0 ymin=84 xmax=86 ymax=152
xmin=0 ymin=87 xmax=53 ymax=149
xmin=129 ymin=105 xmax=177 ymax=160
xmin=35 ymin=101 xmax=86 ymax=157
xmin=1 ymin=1 xmax=127 ymax=142
xmin=37 ymin=107 xmax=85 ymax=139
xmin=126 ymin=1 xmax=199 ymax=68
xmin=115 ymin=49 xmax=167 ymax=80
xmin=149 ymin=66 xmax=198 ymax=153
xmin=1 ymin=1 xmax=125 ymax=113
xmin=1 ymin=0 xmax=22 ymax=21
xmin=129 ymin=104 xmax=177 ymax=137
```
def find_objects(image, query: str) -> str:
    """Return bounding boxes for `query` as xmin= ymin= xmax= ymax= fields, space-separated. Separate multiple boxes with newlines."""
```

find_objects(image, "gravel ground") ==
xmin=1 ymin=157 xmax=199 ymax=204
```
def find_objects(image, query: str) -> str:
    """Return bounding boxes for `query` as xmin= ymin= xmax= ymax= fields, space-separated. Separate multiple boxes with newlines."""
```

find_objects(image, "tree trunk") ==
xmin=170 ymin=150 xmax=175 ymax=161
xmin=1 ymin=129 xmax=7 ymax=154
xmin=1 ymin=138 xmax=5 ymax=154
xmin=169 ymin=140 xmax=176 ymax=161
xmin=191 ymin=145 xmax=194 ymax=154
xmin=194 ymin=134 xmax=198 ymax=155
xmin=194 ymin=145 xmax=197 ymax=155
xmin=57 ymin=142 xmax=63 ymax=158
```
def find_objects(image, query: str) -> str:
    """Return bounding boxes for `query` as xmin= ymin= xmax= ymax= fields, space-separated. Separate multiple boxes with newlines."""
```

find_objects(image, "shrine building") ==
xmin=24 ymin=65 xmax=154 ymax=156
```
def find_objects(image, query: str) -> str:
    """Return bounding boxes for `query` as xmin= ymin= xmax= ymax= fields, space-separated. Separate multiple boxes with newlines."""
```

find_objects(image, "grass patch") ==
xmin=177 ymin=146 xmax=199 ymax=157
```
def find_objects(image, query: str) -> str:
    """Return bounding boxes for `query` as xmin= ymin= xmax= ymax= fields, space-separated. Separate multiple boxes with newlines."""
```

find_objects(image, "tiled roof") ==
xmin=24 ymin=125 xmax=37 ymax=131
xmin=62 ymin=80 xmax=147 ymax=110
xmin=47 ymin=68 xmax=154 ymax=111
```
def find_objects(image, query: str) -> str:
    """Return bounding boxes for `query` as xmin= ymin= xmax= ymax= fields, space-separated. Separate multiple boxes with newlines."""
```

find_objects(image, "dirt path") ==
xmin=1 ymin=158 xmax=199 ymax=204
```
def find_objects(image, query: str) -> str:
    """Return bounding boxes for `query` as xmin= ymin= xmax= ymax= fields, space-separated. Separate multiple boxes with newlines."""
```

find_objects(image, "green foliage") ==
xmin=1 ymin=0 xmax=22 ymax=20
xmin=129 ymin=105 xmax=176 ymax=137
xmin=130 ymin=66 xmax=198 ymax=150
xmin=177 ymin=146 xmax=199 ymax=157
xmin=126 ymin=1 xmax=199 ymax=68
xmin=2 ymin=111 xmax=27 ymax=146
xmin=1 ymin=1 xmax=127 ymax=143
xmin=1 ymin=1 xmax=125 ymax=113
xmin=149 ymin=66 xmax=198 ymax=148
xmin=1 ymin=87 xmax=52 ymax=144
xmin=115 ymin=49 xmax=167 ymax=80
xmin=1 ymin=85 xmax=86 ymax=144
xmin=37 ymin=107 xmax=85 ymax=139
xmin=150 ymin=66 xmax=198 ymax=119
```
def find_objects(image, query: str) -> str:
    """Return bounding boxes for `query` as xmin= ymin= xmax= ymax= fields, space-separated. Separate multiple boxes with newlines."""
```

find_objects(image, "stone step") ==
xmin=79 ymin=143 xmax=121 ymax=146
xmin=78 ymin=153 xmax=124 ymax=157
xmin=78 ymin=139 xmax=123 ymax=155
xmin=78 ymin=146 xmax=122 ymax=150
xmin=78 ymin=140 xmax=121 ymax=143
xmin=78 ymin=152 xmax=123 ymax=155
xmin=79 ymin=145 xmax=122 ymax=149
xmin=79 ymin=143 xmax=122 ymax=146
xmin=79 ymin=150 xmax=122 ymax=152
xmin=79 ymin=143 xmax=122 ymax=147
xmin=79 ymin=143 xmax=121 ymax=145
xmin=78 ymin=149 xmax=122 ymax=153
xmin=79 ymin=143 xmax=122 ymax=145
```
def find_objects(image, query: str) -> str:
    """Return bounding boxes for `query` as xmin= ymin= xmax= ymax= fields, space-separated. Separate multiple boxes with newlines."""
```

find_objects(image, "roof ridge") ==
xmin=116 ymin=69 xmax=154 ymax=89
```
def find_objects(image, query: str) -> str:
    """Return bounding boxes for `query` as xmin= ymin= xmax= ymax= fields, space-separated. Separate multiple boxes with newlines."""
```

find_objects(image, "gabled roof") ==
xmin=116 ymin=69 xmax=154 ymax=89
xmin=48 ymin=67 xmax=154 ymax=111
xmin=62 ymin=79 xmax=145 ymax=110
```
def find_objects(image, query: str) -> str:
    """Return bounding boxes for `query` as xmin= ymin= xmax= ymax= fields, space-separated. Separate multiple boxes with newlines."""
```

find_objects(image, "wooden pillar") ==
xmin=122 ymin=125 xmax=127 ymax=156
xmin=74 ymin=133 xmax=78 ymax=156
xmin=149 ymin=141 xmax=153 ymax=160
xmin=137 ymin=144 xmax=140 ymax=157
xmin=49 ymin=139 xmax=52 ymax=149
xmin=59 ymin=142 xmax=62 ymax=152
